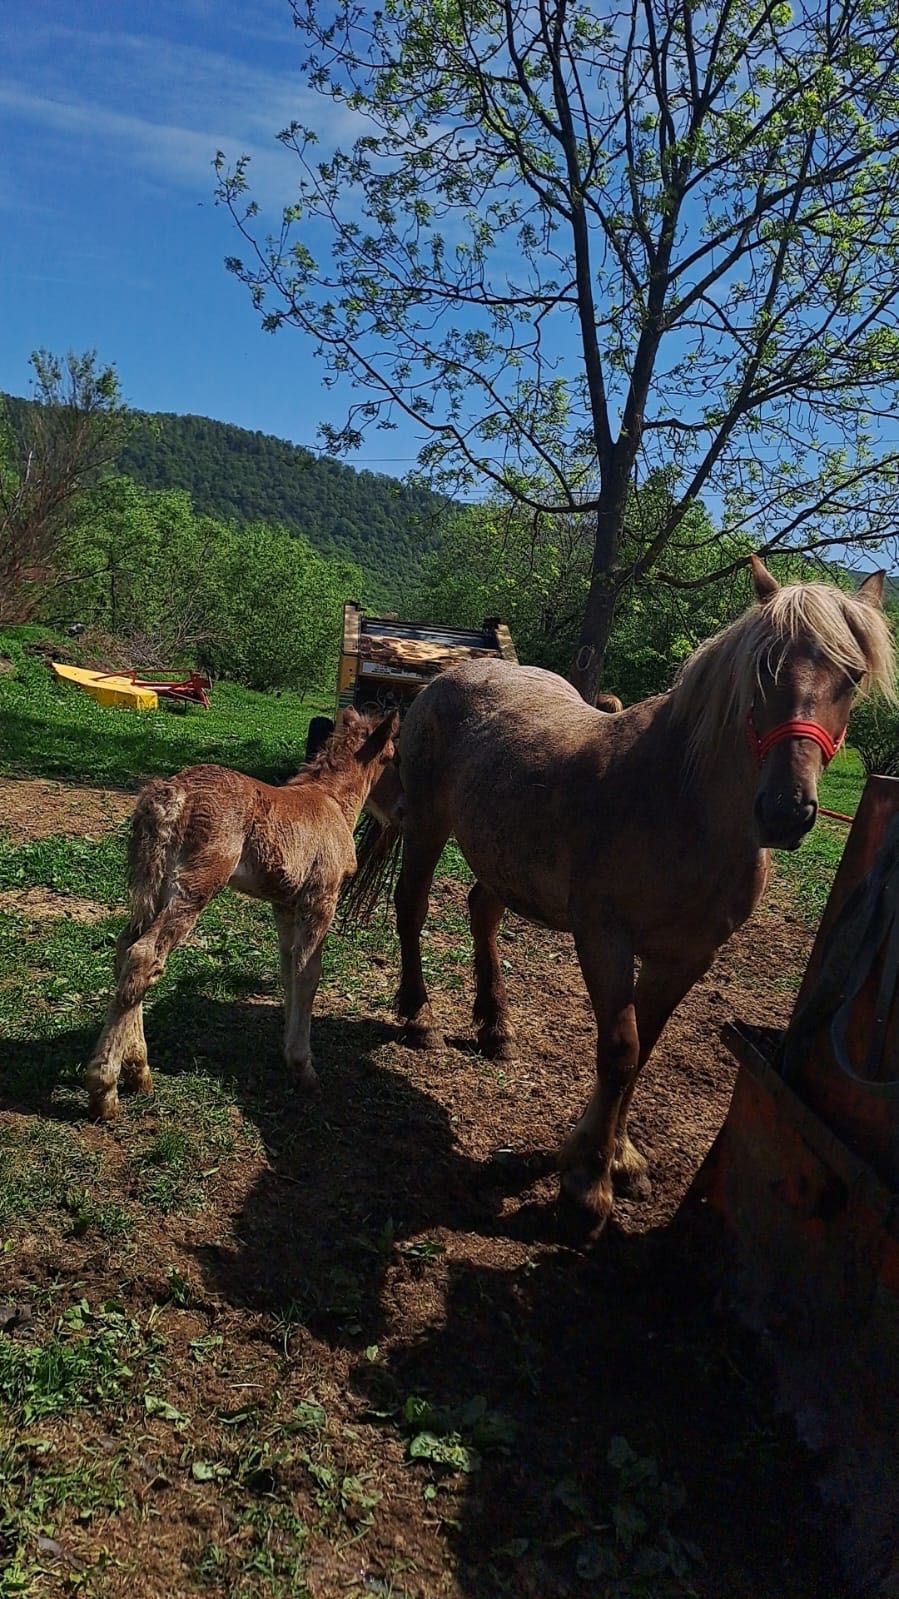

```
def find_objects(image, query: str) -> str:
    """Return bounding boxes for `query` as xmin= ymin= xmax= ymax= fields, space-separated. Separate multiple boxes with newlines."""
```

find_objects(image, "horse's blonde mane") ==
xmin=670 ymin=580 xmax=897 ymax=770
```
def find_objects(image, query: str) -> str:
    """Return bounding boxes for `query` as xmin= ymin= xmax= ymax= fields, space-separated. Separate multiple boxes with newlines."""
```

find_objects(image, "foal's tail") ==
xmin=338 ymin=812 xmax=404 ymax=928
xmin=127 ymin=779 xmax=188 ymax=933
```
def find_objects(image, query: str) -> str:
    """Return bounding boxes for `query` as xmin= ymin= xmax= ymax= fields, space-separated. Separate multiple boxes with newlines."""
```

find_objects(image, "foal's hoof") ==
xmin=556 ymin=1169 xmax=613 ymax=1247
xmin=88 ymin=1090 xmax=120 ymax=1124
xmin=476 ymin=1024 xmax=517 ymax=1063
xmin=121 ymin=1064 xmax=154 ymax=1098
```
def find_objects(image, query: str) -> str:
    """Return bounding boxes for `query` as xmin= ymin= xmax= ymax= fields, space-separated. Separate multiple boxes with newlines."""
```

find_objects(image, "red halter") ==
xmin=746 ymin=709 xmax=845 ymax=766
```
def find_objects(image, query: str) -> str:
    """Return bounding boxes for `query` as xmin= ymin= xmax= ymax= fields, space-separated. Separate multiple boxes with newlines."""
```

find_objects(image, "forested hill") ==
xmin=2 ymin=394 xmax=444 ymax=600
xmin=118 ymin=413 xmax=444 ymax=598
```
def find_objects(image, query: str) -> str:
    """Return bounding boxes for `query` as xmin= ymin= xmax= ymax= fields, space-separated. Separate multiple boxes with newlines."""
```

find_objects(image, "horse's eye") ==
xmin=846 ymin=669 xmax=863 ymax=692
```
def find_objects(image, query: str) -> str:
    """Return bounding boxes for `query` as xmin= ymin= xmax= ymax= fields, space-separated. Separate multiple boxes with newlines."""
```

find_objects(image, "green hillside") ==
xmin=2 ymin=397 xmax=446 ymax=601
xmin=119 ymin=413 xmax=443 ymax=599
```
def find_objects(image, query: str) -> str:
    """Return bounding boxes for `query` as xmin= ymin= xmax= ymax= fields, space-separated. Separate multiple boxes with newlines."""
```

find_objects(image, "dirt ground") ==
xmin=0 ymin=775 xmax=134 ymax=841
xmin=3 ymin=782 xmax=856 ymax=1599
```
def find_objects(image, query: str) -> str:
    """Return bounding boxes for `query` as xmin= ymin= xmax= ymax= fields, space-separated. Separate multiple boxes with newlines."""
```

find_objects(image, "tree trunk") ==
xmin=568 ymin=495 xmax=625 ymax=703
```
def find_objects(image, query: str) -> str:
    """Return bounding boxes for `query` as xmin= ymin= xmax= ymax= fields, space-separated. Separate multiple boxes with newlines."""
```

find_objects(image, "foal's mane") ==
xmin=669 ymin=580 xmax=896 ymax=770
xmin=287 ymin=713 xmax=377 ymax=787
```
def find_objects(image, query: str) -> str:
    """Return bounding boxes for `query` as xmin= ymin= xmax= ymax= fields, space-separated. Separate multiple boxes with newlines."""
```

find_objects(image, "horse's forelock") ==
xmin=671 ymin=579 xmax=896 ymax=772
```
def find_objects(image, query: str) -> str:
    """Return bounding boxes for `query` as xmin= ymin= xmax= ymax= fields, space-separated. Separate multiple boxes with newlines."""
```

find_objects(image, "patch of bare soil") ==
xmin=0 ymin=886 xmax=107 ymax=923
xmin=4 ymin=871 xmax=851 ymax=1599
xmin=0 ymin=776 xmax=134 ymax=840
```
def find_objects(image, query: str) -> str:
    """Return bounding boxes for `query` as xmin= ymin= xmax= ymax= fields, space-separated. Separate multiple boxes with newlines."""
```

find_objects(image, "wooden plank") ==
xmin=493 ymin=622 xmax=518 ymax=664
xmin=342 ymin=602 xmax=362 ymax=655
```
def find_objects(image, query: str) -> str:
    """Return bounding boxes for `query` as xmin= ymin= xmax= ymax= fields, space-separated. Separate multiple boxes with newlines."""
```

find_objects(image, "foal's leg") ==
xmin=611 ymin=952 xmax=714 ymax=1198
xmin=557 ymin=922 xmax=637 ymax=1235
xmin=394 ymin=823 xmax=450 ymax=1046
xmin=469 ymin=881 xmax=515 ymax=1061
xmin=113 ymin=923 xmax=151 ymax=1097
xmin=281 ymin=907 xmax=334 ymax=1089
xmin=86 ymin=876 xmax=221 ymax=1120
xmin=273 ymin=904 xmax=297 ymax=1040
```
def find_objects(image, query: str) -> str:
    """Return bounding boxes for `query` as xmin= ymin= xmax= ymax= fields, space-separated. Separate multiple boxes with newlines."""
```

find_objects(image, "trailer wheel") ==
xmin=305 ymin=716 xmax=335 ymax=763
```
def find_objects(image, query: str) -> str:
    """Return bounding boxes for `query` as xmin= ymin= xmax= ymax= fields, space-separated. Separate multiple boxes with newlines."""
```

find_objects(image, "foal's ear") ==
xmin=750 ymin=554 xmax=779 ymax=603
xmin=361 ymin=711 xmax=400 ymax=759
xmin=856 ymin=571 xmax=886 ymax=608
xmin=339 ymin=706 xmax=362 ymax=727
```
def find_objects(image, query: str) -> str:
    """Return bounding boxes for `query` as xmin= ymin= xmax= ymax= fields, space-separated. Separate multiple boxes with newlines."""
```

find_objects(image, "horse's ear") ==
xmin=339 ymin=706 xmax=362 ymax=727
xmin=750 ymin=555 xmax=779 ymax=603
xmin=857 ymin=571 xmax=886 ymax=608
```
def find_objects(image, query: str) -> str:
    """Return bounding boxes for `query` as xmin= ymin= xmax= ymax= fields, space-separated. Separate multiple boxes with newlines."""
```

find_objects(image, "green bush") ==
xmin=41 ymin=477 xmax=361 ymax=693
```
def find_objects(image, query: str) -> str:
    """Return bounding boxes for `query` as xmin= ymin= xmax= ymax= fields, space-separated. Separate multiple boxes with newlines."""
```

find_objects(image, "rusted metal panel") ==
xmin=334 ymin=604 xmax=517 ymax=717
xmin=710 ymin=779 xmax=899 ymax=1590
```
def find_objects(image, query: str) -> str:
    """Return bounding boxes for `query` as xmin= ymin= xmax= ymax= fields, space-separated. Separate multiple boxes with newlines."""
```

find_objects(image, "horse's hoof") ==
xmin=400 ymin=1022 xmax=440 ymax=1051
xmin=557 ymin=1169 xmax=613 ymax=1246
xmin=612 ymin=1155 xmax=653 ymax=1202
xmin=476 ymin=1025 xmax=517 ymax=1063
xmin=291 ymin=1060 xmax=320 ymax=1092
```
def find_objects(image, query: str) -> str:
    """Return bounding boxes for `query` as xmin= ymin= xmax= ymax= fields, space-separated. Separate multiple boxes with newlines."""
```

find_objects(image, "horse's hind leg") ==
xmin=469 ymin=881 xmax=515 ymax=1061
xmin=87 ymin=875 xmax=220 ymax=1120
xmin=394 ymin=822 xmax=450 ymax=1047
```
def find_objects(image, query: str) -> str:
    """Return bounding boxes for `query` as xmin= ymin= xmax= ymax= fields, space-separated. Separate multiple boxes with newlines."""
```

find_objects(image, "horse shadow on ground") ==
xmin=1 ymin=981 xmax=849 ymax=1596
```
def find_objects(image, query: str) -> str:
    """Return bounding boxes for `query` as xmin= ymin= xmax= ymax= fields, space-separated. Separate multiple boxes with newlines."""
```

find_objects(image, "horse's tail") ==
xmin=339 ymin=812 xmax=404 ymax=928
xmin=127 ymin=779 xmax=188 ymax=933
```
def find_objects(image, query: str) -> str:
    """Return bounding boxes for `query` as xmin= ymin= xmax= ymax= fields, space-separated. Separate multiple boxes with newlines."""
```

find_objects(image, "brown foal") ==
xmin=86 ymin=707 xmax=398 ymax=1120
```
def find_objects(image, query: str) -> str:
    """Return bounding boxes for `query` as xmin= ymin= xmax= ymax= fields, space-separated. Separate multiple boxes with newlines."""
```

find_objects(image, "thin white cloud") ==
xmin=0 ymin=21 xmax=366 ymax=214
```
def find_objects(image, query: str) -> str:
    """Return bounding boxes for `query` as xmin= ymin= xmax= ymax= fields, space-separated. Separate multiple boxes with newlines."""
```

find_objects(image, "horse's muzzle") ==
xmin=753 ymin=793 xmax=817 ymax=851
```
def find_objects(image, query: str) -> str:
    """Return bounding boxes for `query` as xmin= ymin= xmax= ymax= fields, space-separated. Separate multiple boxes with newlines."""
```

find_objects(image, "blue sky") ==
xmin=0 ymin=0 xmax=422 ymax=472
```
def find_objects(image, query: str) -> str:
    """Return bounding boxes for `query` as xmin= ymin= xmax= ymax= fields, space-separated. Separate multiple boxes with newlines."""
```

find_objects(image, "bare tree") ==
xmin=218 ymin=0 xmax=899 ymax=700
xmin=0 ymin=350 xmax=128 ymax=624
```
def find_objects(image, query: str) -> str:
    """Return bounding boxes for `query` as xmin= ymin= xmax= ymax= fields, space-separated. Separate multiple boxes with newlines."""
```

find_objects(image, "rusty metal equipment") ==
xmin=306 ymin=604 xmax=518 ymax=761
xmin=706 ymin=776 xmax=899 ymax=1594
xmin=337 ymin=603 xmax=517 ymax=717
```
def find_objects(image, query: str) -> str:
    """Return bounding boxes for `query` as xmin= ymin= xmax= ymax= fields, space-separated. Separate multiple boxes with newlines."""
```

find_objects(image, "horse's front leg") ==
xmin=557 ymin=920 xmax=637 ymax=1236
xmin=469 ymin=881 xmax=515 ymax=1061
xmin=612 ymin=951 xmax=714 ymax=1198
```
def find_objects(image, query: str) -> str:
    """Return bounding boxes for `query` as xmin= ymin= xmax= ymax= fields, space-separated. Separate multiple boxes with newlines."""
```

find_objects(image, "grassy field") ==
xmin=0 ymin=630 xmax=866 ymax=1598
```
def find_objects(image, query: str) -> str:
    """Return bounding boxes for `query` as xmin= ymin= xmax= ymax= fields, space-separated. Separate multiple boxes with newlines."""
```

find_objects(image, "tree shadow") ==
xmin=345 ymin=1208 xmax=850 ymax=1598
xmin=0 ymin=705 xmax=300 ymax=790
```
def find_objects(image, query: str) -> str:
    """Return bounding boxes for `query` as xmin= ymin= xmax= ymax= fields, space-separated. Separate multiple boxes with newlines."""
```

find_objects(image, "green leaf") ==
xmin=408 ymin=1431 xmax=480 ymax=1473
xmin=144 ymin=1393 xmax=190 ymax=1428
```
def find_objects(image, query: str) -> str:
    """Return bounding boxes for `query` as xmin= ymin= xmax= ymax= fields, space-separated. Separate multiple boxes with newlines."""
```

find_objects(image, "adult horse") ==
xmin=389 ymin=558 xmax=895 ymax=1235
